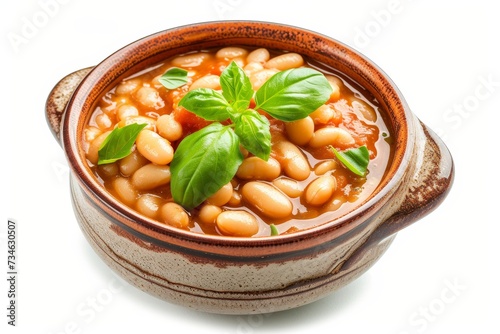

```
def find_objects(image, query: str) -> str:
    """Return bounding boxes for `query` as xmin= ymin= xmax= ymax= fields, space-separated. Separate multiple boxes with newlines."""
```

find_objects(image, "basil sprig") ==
xmin=172 ymin=61 xmax=332 ymax=209
xmin=331 ymin=145 xmax=370 ymax=177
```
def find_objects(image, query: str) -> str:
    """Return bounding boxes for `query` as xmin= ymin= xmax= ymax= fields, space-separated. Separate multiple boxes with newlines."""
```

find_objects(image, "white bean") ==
xmin=265 ymin=53 xmax=303 ymax=70
xmin=272 ymin=178 xmax=302 ymax=198
xmin=136 ymin=130 xmax=174 ymax=165
xmin=116 ymin=104 xmax=139 ymax=121
xmin=236 ymin=157 xmax=281 ymax=181
xmin=206 ymin=182 xmax=233 ymax=206
xmin=249 ymin=68 xmax=279 ymax=90
xmin=135 ymin=86 xmax=164 ymax=109
xmin=308 ymin=127 xmax=355 ymax=149
xmin=171 ymin=52 xmax=211 ymax=68
xmin=160 ymin=202 xmax=189 ymax=229
xmin=189 ymin=75 xmax=221 ymax=91
xmin=156 ymin=114 xmax=183 ymax=142
xmin=285 ymin=116 xmax=314 ymax=146
xmin=131 ymin=164 xmax=171 ymax=190
xmin=304 ymin=175 xmax=337 ymax=206
xmin=216 ymin=210 xmax=259 ymax=237
xmin=351 ymin=100 xmax=377 ymax=122
xmin=119 ymin=150 xmax=149 ymax=177
xmin=216 ymin=47 xmax=248 ymax=59
xmin=247 ymin=48 xmax=270 ymax=64
xmin=113 ymin=177 xmax=138 ymax=206
xmin=273 ymin=140 xmax=310 ymax=181
xmin=241 ymin=181 xmax=293 ymax=218
xmin=136 ymin=194 xmax=162 ymax=219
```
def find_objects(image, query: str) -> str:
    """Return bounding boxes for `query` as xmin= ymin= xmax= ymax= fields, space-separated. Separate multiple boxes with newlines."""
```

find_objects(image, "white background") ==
xmin=2 ymin=0 xmax=498 ymax=333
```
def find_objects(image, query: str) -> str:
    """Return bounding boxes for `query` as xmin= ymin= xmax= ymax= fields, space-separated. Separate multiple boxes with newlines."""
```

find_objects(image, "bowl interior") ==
xmin=62 ymin=21 xmax=412 ymax=250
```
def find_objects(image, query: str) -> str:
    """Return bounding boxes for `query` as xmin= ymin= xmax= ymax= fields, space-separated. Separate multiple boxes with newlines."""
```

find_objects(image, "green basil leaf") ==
xmin=270 ymin=224 xmax=279 ymax=236
xmin=178 ymin=88 xmax=232 ymax=121
xmin=220 ymin=61 xmax=253 ymax=113
xmin=159 ymin=67 xmax=188 ymax=89
xmin=331 ymin=145 xmax=370 ymax=177
xmin=254 ymin=68 xmax=332 ymax=121
xmin=170 ymin=123 xmax=243 ymax=210
xmin=234 ymin=110 xmax=271 ymax=161
xmin=97 ymin=123 xmax=147 ymax=165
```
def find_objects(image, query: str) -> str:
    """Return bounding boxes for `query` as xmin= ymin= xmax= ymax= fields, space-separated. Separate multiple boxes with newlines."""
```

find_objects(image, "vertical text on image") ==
xmin=6 ymin=219 xmax=17 ymax=326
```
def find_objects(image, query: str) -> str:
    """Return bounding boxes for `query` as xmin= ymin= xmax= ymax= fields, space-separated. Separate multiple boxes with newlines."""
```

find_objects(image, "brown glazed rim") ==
xmin=62 ymin=21 xmax=414 ymax=255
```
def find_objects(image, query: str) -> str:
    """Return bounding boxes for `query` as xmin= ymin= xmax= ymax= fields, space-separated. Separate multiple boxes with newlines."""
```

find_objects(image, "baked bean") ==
xmin=198 ymin=204 xmax=222 ymax=224
xmin=86 ymin=131 xmax=111 ymax=165
xmin=189 ymin=75 xmax=221 ymax=91
xmin=136 ymin=194 xmax=161 ymax=219
xmin=309 ymin=127 xmax=355 ymax=149
xmin=119 ymin=149 xmax=149 ymax=177
xmin=136 ymin=129 xmax=174 ymax=165
xmin=309 ymin=104 xmax=334 ymax=125
xmin=305 ymin=175 xmax=337 ymax=206
xmin=236 ymin=156 xmax=281 ymax=181
xmin=117 ymin=115 xmax=156 ymax=131
xmin=243 ymin=62 xmax=264 ymax=75
xmin=231 ymin=57 xmax=246 ymax=68
xmin=314 ymin=160 xmax=338 ymax=175
xmin=97 ymin=162 xmax=119 ymax=178
xmin=113 ymin=177 xmax=138 ymax=206
xmin=285 ymin=116 xmax=314 ymax=146
xmin=135 ymin=86 xmax=164 ymax=109
xmin=323 ymin=194 xmax=346 ymax=212
xmin=171 ymin=52 xmax=210 ymax=68
xmin=273 ymin=140 xmax=310 ymax=181
xmin=247 ymin=48 xmax=270 ymax=64
xmin=206 ymin=182 xmax=233 ymax=206
xmin=272 ymin=178 xmax=302 ymax=198
xmin=326 ymin=75 xmax=342 ymax=101
xmin=116 ymin=104 xmax=139 ymax=121
xmin=351 ymin=99 xmax=377 ymax=122
xmin=84 ymin=126 xmax=102 ymax=143
xmin=249 ymin=68 xmax=279 ymax=90
xmin=156 ymin=114 xmax=183 ymax=142
xmin=265 ymin=53 xmax=303 ymax=70
xmin=95 ymin=113 xmax=113 ymax=130
xmin=115 ymin=79 xmax=141 ymax=95
xmin=131 ymin=164 xmax=171 ymax=190
xmin=216 ymin=47 xmax=248 ymax=59
xmin=160 ymin=202 xmax=189 ymax=229
xmin=216 ymin=210 xmax=259 ymax=237
xmin=241 ymin=181 xmax=293 ymax=218
xmin=227 ymin=191 xmax=242 ymax=206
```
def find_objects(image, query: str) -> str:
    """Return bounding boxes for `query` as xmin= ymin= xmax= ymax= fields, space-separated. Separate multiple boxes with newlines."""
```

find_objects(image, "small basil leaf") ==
xmin=178 ymin=88 xmax=232 ymax=121
xmin=159 ymin=67 xmax=188 ymax=89
xmin=170 ymin=123 xmax=243 ymax=210
xmin=97 ymin=123 xmax=147 ymax=165
xmin=331 ymin=145 xmax=370 ymax=177
xmin=270 ymin=224 xmax=279 ymax=236
xmin=220 ymin=61 xmax=253 ymax=113
xmin=254 ymin=68 xmax=332 ymax=121
xmin=234 ymin=110 xmax=271 ymax=161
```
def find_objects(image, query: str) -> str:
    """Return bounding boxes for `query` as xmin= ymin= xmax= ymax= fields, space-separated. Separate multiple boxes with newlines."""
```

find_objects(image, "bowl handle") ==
xmin=46 ymin=67 xmax=94 ymax=145
xmin=339 ymin=120 xmax=454 ymax=271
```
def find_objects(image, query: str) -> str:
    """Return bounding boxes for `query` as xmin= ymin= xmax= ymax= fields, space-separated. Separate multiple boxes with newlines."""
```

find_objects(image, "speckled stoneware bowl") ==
xmin=46 ymin=21 xmax=454 ymax=314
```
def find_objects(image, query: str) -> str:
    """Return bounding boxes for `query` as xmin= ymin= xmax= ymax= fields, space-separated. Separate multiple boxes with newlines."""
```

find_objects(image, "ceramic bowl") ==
xmin=46 ymin=21 xmax=454 ymax=314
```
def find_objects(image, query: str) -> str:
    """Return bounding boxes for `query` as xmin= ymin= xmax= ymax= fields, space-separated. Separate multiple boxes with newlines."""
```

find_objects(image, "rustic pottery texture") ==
xmin=46 ymin=21 xmax=454 ymax=314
